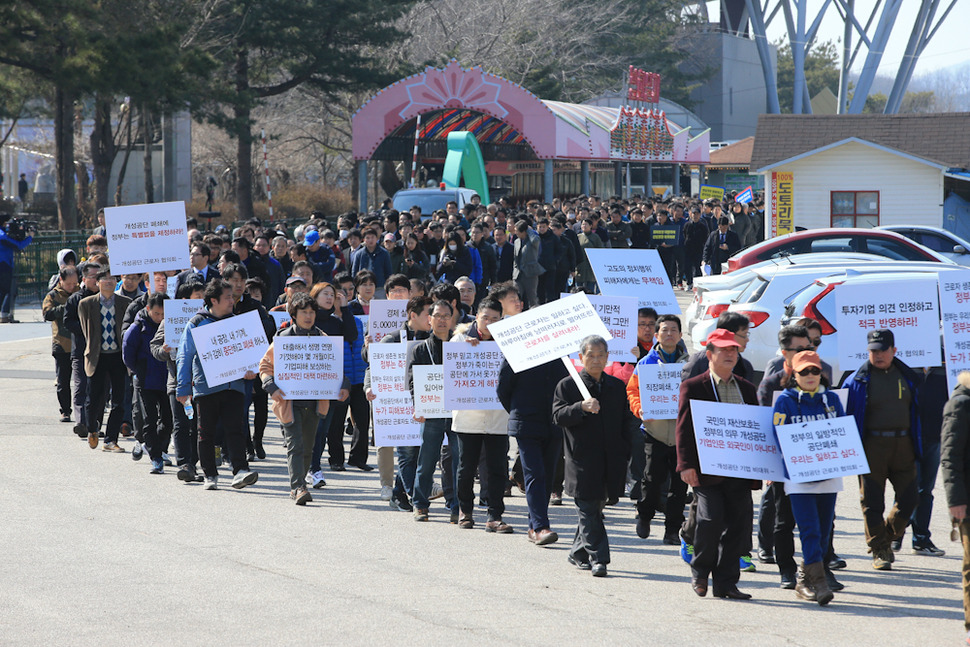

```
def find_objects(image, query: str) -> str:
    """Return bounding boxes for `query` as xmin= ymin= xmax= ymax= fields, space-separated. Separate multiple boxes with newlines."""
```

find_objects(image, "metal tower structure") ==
xmin=705 ymin=0 xmax=958 ymax=114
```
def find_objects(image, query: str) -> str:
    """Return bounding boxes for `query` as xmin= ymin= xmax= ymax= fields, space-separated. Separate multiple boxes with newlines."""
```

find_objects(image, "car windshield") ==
xmin=392 ymin=192 xmax=459 ymax=214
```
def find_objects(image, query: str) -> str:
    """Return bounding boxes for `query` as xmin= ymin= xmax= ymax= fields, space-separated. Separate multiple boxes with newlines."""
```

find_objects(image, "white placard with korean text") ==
xmin=190 ymin=310 xmax=269 ymax=388
xmin=636 ymin=362 xmax=683 ymax=420
xmin=163 ymin=299 xmax=204 ymax=349
xmin=104 ymin=201 xmax=190 ymax=273
xmin=269 ymin=310 xmax=290 ymax=331
xmin=584 ymin=248 xmax=680 ymax=313
xmin=835 ymin=278 xmax=940 ymax=369
xmin=368 ymin=300 xmax=408 ymax=343
xmin=166 ymin=276 xmax=179 ymax=298
xmin=938 ymin=271 xmax=970 ymax=393
xmin=689 ymin=400 xmax=785 ymax=480
xmin=774 ymin=416 xmax=870 ymax=483
xmin=442 ymin=341 xmax=504 ymax=410
xmin=273 ymin=336 xmax=343 ymax=400
xmin=487 ymin=292 xmax=611 ymax=373
xmin=370 ymin=343 xmax=421 ymax=446
xmin=562 ymin=293 xmax=638 ymax=363
xmin=412 ymin=365 xmax=448 ymax=418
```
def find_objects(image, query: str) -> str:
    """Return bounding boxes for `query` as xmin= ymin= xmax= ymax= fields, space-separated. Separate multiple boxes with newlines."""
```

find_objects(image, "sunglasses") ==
xmin=797 ymin=367 xmax=822 ymax=376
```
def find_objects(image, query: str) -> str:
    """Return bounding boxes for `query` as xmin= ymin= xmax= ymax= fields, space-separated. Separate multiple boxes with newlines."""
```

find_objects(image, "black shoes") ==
xmin=712 ymin=586 xmax=752 ymax=600
xmin=348 ymin=460 xmax=374 ymax=472
xmin=567 ymin=555 xmax=592 ymax=570
xmin=636 ymin=517 xmax=651 ymax=539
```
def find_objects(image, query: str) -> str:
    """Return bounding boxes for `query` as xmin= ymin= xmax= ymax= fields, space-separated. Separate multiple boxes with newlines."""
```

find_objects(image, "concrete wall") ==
xmin=764 ymin=141 xmax=944 ymax=230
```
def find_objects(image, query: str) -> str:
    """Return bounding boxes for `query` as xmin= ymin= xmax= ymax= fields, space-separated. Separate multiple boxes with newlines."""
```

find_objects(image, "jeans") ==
xmin=310 ymin=406 xmax=336 ymax=473
xmin=456 ymin=433 xmax=508 ymax=520
xmin=71 ymin=355 xmax=89 ymax=429
xmin=789 ymin=493 xmax=837 ymax=565
xmin=170 ymin=391 xmax=198 ymax=469
xmin=393 ymin=445 xmax=419 ymax=500
xmin=517 ymin=432 xmax=562 ymax=531
xmin=86 ymin=353 xmax=126 ymax=443
xmin=283 ymin=402 xmax=319 ymax=490
xmin=54 ymin=352 xmax=72 ymax=417
xmin=571 ymin=497 xmax=609 ymax=565
xmin=197 ymin=389 xmax=249 ymax=478
xmin=911 ymin=440 xmax=941 ymax=544
xmin=412 ymin=418 xmax=456 ymax=511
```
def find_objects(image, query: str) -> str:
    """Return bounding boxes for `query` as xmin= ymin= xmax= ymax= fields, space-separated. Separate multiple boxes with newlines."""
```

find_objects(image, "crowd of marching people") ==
xmin=24 ymin=190 xmax=970 ymax=635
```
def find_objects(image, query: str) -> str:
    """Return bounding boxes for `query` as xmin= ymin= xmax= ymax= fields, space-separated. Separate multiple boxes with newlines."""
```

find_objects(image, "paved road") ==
xmin=0 ymin=294 xmax=965 ymax=646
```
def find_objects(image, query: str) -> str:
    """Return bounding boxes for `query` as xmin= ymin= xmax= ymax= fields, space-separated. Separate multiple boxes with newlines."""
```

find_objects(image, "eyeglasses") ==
xmin=783 ymin=347 xmax=811 ymax=352
xmin=811 ymin=338 xmax=822 ymax=347
xmin=734 ymin=332 xmax=750 ymax=340
xmin=431 ymin=313 xmax=452 ymax=320
xmin=796 ymin=367 xmax=822 ymax=376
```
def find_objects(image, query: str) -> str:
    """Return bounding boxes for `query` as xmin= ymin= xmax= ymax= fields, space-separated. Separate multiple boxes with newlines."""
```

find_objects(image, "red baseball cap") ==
xmin=705 ymin=328 xmax=741 ymax=348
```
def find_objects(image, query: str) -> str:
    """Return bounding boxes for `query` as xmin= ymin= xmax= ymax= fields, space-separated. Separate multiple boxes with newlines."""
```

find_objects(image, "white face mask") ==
xmin=448 ymin=244 xmax=458 ymax=251
xmin=339 ymin=229 xmax=350 ymax=240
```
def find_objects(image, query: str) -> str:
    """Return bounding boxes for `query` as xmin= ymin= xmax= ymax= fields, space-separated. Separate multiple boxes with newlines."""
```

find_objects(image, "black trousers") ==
xmin=770 ymin=482 xmax=797 ymax=572
xmin=691 ymin=480 xmax=753 ymax=589
xmin=571 ymin=497 xmax=610 ymax=565
xmin=71 ymin=355 xmax=89 ymax=429
xmin=135 ymin=386 xmax=172 ymax=462
xmin=170 ymin=391 xmax=198 ymax=468
xmin=197 ymin=389 xmax=249 ymax=477
xmin=637 ymin=435 xmax=687 ymax=533
xmin=456 ymin=433 xmax=508 ymax=520
xmin=86 ymin=353 xmax=126 ymax=443
xmin=327 ymin=383 xmax=370 ymax=466
xmin=53 ymin=352 xmax=72 ymax=417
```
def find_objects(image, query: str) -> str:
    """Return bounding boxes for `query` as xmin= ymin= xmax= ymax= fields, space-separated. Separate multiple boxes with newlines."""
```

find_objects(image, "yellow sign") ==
xmin=770 ymin=172 xmax=794 ymax=237
xmin=699 ymin=185 xmax=725 ymax=200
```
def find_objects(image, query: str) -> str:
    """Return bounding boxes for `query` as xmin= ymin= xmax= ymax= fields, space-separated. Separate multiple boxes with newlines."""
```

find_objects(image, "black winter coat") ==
xmin=497 ymin=357 xmax=568 ymax=438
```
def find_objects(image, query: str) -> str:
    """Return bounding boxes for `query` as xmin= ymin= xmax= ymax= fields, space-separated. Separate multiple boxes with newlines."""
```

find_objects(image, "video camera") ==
xmin=0 ymin=215 xmax=37 ymax=241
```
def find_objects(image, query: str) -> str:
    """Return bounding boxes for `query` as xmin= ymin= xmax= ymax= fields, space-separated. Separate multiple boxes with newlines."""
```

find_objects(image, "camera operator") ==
xmin=0 ymin=214 xmax=34 ymax=324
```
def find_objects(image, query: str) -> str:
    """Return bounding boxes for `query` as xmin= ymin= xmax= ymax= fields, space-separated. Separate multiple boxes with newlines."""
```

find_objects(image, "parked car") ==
xmin=780 ymin=265 xmax=968 ymax=381
xmin=876 ymin=225 xmax=970 ymax=266
xmin=391 ymin=186 xmax=479 ymax=218
xmin=692 ymin=261 xmax=963 ymax=372
xmin=724 ymin=228 xmax=955 ymax=273
xmin=686 ymin=252 xmax=889 ymax=340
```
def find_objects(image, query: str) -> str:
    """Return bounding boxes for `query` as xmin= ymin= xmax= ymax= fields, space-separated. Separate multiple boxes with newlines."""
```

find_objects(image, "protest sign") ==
xmin=735 ymin=186 xmax=753 ymax=204
xmin=272 ymin=336 xmax=343 ymax=400
xmin=561 ymin=294 xmax=638 ymax=363
xmin=584 ymin=248 xmax=679 ymax=313
xmin=774 ymin=416 xmax=869 ymax=483
xmin=368 ymin=300 xmax=408 ymax=343
xmin=190 ymin=310 xmax=269 ymax=388
xmin=412 ymin=365 xmax=449 ymax=418
xmin=649 ymin=223 xmax=681 ymax=246
xmin=164 ymin=299 xmax=204 ymax=349
xmin=269 ymin=310 xmax=290 ymax=331
xmin=369 ymin=343 xmax=421 ymax=446
xmin=938 ymin=271 xmax=970 ymax=392
xmin=636 ymin=362 xmax=683 ymax=420
xmin=689 ymin=400 xmax=785 ymax=480
xmin=442 ymin=341 xmax=504 ymax=410
xmin=166 ymin=276 xmax=179 ymax=298
xmin=835 ymin=277 xmax=940 ymax=369
xmin=699 ymin=185 xmax=725 ymax=201
xmin=104 ymin=201 xmax=190 ymax=273
xmin=488 ymin=292 xmax=611 ymax=373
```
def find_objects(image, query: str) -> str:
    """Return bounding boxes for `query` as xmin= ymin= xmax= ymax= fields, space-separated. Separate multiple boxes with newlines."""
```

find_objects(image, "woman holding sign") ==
xmin=771 ymin=351 xmax=842 ymax=606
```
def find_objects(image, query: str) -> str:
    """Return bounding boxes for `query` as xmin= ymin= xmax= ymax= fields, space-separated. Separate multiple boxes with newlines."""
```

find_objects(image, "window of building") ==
xmin=831 ymin=191 xmax=879 ymax=228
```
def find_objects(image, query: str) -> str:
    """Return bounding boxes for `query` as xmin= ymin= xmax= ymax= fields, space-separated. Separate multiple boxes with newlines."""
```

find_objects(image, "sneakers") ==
xmin=60 ymin=413 xmax=71 ymax=423
xmin=204 ymin=476 xmax=218 ymax=490
xmin=102 ymin=441 xmax=124 ymax=453
xmin=872 ymin=548 xmax=893 ymax=571
xmin=757 ymin=548 xmax=776 ymax=564
xmin=149 ymin=459 xmax=164 ymax=474
xmin=913 ymin=540 xmax=945 ymax=556
xmin=306 ymin=470 xmax=327 ymax=489
xmin=177 ymin=465 xmax=197 ymax=483
xmin=549 ymin=492 xmax=563 ymax=506
xmin=429 ymin=482 xmax=445 ymax=500
xmin=231 ymin=470 xmax=258 ymax=489
xmin=161 ymin=453 xmax=173 ymax=467
xmin=294 ymin=486 xmax=312 ymax=506
xmin=827 ymin=555 xmax=847 ymax=570
xmin=389 ymin=492 xmax=413 ymax=512
xmin=680 ymin=537 xmax=694 ymax=565
xmin=131 ymin=442 xmax=144 ymax=461
xmin=74 ymin=423 xmax=88 ymax=439
xmin=379 ymin=485 xmax=393 ymax=501
xmin=740 ymin=554 xmax=756 ymax=572
xmin=891 ymin=537 xmax=903 ymax=552
xmin=413 ymin=508 xmax=429 ymax=522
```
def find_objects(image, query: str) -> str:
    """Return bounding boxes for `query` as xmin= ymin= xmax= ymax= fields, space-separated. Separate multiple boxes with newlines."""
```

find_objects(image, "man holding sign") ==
xmin=176 ymin=280 xmax=260 ymax=491
xmin=675 ymin=328 xmax=759 ymax=600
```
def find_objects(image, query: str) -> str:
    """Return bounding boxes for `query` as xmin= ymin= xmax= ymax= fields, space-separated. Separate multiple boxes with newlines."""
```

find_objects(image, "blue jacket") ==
xmin=0 ymin=229 xmax=31 ymax=267
xmin=845 ymin=358 xmax=922 ymax=459
xmin=772 ymin=386 xmax=844 ymax=479
xmin=122 ymin=308 xmax=168 ymax=391
xmin=351 ymin=245 xmax=392 ymax=286
xmin=176 ymin=308 xmax=247 ymax=398
xmin=467 ymin=245 xmax=483 ymax=284
xmin=343 ymin=316 xmax=367 ymax=386
xmin=308 ymin=245 xmax=335 ymax=283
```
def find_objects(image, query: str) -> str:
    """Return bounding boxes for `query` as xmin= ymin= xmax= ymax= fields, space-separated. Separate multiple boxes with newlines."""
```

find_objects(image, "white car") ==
xmin=876 ymin=225 xmax=970 ymax=266
xmin=781 ymin=265 xmax=969 ymax=382
xmin=692 ymin=261 xmax=966 ymax=374
xmin=686 ymin=253 xmax=889 ymax=343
